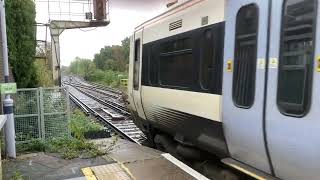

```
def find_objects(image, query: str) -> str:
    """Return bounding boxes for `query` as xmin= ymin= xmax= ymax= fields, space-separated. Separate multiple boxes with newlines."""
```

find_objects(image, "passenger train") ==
xmin=127 ymin=0 xmax=320 ymax=179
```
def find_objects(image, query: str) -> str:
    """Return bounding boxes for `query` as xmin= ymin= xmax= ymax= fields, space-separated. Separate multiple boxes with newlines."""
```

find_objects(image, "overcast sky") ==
xmin=36 ymin=0 xmax=167 ymax=66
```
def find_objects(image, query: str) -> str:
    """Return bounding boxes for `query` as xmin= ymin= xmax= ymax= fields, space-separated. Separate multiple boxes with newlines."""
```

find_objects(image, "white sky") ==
xmin=36 ymin=0 xmax=167 ymax=66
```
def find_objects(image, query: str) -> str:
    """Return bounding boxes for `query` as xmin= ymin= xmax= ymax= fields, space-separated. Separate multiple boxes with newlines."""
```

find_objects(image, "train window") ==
xmin=232 ymin=4 xmax=259 ymax=108
xmin=277 ymin=0 xmax=317 ymax=116
xmin=149 ymin=44 xmax=158 ymax=85
xmin=200 ymin=29 xmax=214 ymax=90
xmin=133 ymin=39 xmax=141 ymax=90
xmin=159 ymin=38 xmax=194 ymax=87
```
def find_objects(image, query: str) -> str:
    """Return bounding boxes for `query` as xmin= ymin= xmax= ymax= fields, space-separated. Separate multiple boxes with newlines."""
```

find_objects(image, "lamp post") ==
xmin=0 ymin=0 xmax=16 ymax=159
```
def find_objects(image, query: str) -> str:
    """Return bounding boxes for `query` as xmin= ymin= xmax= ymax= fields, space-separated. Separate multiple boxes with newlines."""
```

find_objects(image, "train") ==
xmin=127 ymin=0 xmax=320 ymax=179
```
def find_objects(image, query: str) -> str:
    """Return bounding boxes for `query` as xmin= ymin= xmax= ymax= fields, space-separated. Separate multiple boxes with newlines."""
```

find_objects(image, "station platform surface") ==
xmin=82 ymin=138 xmax=210 ymax=180
xmin=3 ymin=138 xmax=209 ymax=180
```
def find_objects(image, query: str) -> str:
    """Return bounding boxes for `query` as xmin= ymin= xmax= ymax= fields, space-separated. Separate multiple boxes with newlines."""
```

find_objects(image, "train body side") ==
xmin=129 ymin=0 xmax=320 ymax=179
xmin=128 ymin=0 xmax=229 ymax=157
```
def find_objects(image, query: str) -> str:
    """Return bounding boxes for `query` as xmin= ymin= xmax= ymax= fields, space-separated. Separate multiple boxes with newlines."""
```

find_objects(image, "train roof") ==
xmin=135 ymin=0 xmax=225 ymax=32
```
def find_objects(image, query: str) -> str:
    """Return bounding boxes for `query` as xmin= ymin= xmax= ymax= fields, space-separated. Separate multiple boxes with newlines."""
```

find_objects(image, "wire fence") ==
xmin=13 ymin=87 xmax=70 ymax=142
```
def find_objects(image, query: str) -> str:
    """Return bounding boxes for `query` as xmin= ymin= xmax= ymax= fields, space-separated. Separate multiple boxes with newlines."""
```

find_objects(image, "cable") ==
xmin=78 ymin=27 xmax=98 ymax=32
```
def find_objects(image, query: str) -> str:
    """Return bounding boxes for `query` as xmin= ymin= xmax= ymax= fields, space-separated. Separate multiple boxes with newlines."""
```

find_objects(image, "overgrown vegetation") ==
xmin=10 ymin=171 xmax=24 ymax=180
xmin=67 ymin=37 xmax=130 ymax=89
xmin=6 ymin=0 xmax=38 ymax=88
xmin=70 ymin=109 xmax=104 ymax=139
xmin=16 ymin=109 xmax=108 ymax=160
xmin=33 ymin=59 xmax=54 ymax=87
xmin=87 ymin=69 xmax=127 ymax=88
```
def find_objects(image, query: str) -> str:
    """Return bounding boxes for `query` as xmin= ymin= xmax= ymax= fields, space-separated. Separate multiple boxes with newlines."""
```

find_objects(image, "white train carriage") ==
xmin=128 ymin=0 xmax=320 ymax=179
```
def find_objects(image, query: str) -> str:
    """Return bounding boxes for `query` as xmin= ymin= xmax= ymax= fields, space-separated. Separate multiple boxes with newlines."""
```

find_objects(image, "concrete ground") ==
xmin=87 ymin=138 xmax=207 ymax=180
xmin=3 ymin=138 xmax=213 ymax=180
xmin=3 ymin=152 xmax=113 ymax=180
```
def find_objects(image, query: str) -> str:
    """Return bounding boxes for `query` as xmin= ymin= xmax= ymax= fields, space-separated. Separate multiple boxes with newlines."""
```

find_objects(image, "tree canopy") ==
xmin=6 ymin=0 xmax=37 ymax=88
xmin=93 ymin=37 xmax=130 ymax=72
xmin=69 ymin=57 xmax=96 ymax=79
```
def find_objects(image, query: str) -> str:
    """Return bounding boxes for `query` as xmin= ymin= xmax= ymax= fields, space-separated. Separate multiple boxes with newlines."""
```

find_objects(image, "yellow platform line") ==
xmin=119 ymin=162 xmax=136 ymax=180
xmin=81 ymin=167 xmax=97 ymax=180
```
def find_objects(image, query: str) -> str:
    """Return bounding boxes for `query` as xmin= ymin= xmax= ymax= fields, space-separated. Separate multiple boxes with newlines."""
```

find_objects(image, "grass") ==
xmin=86 ymin=69 xmax=128 ymax=89
xmin=16 ymin=136 xmax=105 ymax=160
xmin=10 ymin=171 xmax=24 ymax=180
xmin=70 ymin=109 xmax=104 ymax=140
xmin=16 ymin=109 xmax=108 ymax=160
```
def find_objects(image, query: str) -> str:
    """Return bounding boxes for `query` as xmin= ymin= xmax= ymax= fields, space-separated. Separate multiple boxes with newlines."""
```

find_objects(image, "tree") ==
xmin=69 ymin=57 xmax=96 ymax=79
xmin=93 ymin=37 xmax=130 ymax=72
xmin=121 ymin=37 xmax=130 ymax=64
xmin=6 ymin=0 xmax=37 ymax=88
xmin=93 ymin=46 xmax=113 ymax=70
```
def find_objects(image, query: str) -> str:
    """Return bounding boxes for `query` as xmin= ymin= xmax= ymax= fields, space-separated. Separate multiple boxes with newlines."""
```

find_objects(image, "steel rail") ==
xmin=67 ymin=87 xmax=142 ymax=144
xmin=63 ymin=79 xmax=146 ymax=144
xmin=74 ymin=86 xmax=130 ymax=116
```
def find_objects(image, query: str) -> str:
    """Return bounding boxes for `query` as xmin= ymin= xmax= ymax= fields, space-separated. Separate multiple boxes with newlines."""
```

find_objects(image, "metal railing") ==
xmin=13 ymin=87 xmax=70 ymax=142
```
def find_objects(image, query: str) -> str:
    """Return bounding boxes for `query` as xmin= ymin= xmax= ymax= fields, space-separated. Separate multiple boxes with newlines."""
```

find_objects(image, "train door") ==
xmin=131 ymin=31 xmax=146 ymax=119
xmin=222 ymin=0 xmax=272 ymax=174
xmin=265 ymin=0 xmax=320 ymax=179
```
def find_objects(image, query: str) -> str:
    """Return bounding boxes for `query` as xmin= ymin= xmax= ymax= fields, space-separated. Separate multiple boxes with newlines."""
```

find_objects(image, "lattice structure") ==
xmin=41 ymin=87 xmax=70 ymax=139
xmin=35 ymin=0 xmax=109 ymax=22
xmin=35 ymin=0 xmax=110 ymax=85
xmin=14 ymin=89 xmax=41 ymax=141
xmin=14 ymin=87 xmax=71 ymax=142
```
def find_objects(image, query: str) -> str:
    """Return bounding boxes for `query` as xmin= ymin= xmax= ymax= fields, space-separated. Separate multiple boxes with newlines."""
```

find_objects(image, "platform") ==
xmin=3 ymin=138 xmax=209 ymax=180
xmin=83 ymin=138 xmax=209 ymax=180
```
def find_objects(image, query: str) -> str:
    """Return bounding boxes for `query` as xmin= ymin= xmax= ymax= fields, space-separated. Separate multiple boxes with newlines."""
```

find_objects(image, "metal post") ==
xmin=0 ymin=0 xmax=16 ymax=158
xmin=65 ymin=86 xmax=71 ymax=137
xmin=39 ymin=87 xmax=45 ymax=139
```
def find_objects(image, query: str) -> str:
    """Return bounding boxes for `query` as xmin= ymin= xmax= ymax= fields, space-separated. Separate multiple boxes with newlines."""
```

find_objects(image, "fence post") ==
xmin=39 ymin=87 xmax=45 ymax=139
xmin=36 ymin=88 xmax=41 ymax=139
xmin=65 ymin=86 xmax=71 ymax=137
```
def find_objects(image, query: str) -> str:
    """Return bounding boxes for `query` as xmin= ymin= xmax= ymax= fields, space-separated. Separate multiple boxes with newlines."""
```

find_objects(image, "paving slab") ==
xmin=3 ymin=152 xmax=113 ymax=180
xmin=89 ymin=139 xmax=208 ymax=180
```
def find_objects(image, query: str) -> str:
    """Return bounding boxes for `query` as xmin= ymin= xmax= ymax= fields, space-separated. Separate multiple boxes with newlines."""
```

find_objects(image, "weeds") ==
xmin=11 ymin=171 xmax=24 ymax=180
xmin=16 ymin=109 xmax=107 ymax=160
xmin=70 ymin=109 xmax=104 ymax=140
xmin=16 ymin=136 xmax=105 ymax=160
xmin=104 ymin=135 xmax=119 ymax=154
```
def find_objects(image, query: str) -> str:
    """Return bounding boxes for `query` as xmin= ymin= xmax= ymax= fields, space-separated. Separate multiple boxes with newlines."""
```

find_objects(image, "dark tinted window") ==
xmin=133 ymin=39 xmax=141 ymax=90
xmin=277 ymin=0 xmax=316 ymax=116
xmin=200 ymin=29 xmax=214 ymax=90
xmin=160 ymin=38 xmax=194 ymax=87
xmin=140 ymin=22 xmax=225 ymax=94
xmin=149 ymin=44 xmax=158 ymax=85
xmin=232 ymin=4 xmax=259 ymax=108
xmin=161 ymin=38 xmax=192 ymax=53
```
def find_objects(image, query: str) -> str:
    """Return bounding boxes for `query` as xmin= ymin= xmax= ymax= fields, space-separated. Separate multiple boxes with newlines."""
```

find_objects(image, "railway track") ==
xmin=63 ymin=77 xmax=146 ymax=144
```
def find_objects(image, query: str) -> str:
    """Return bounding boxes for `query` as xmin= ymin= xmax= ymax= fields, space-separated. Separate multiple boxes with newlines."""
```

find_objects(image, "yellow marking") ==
xmin=120 ymin=163 xmax=137 ymax=180
xmin=227 ymin=60 xmax=233 ymax=72
xmin=227 ymin=164 xmax=266 ymax=180
xmin=257 ymin=58 xmax=265 ymax=69
xmin=120 ymin=79 xmax=128 ymax=87
xmin=102 ymin=155 xmax=136 ymax=180
xmin=269 ymin=58 xmax=278 ymax=69
xmin=82 ymin=167 xmax=97 ymax=180
xmin=317 ymin=56 xmax=320 ymax=72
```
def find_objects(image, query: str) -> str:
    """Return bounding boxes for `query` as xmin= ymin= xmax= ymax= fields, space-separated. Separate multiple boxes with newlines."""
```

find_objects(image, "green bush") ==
xmin=70 ymin=109 xmax=104 ymax=140
xmin=16 ymin=109 xmax=106 ymax=159
xmin=6 ymin=0 xmax=38 ymax=88
xmin=34 ymin=59 xmax=54 ymax=87
xmin=87 ymin=70 xmax=127 ymax=88
xmin=16 ymin=137 xmax=104 ymax=160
